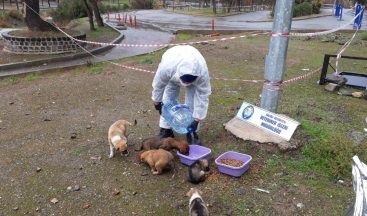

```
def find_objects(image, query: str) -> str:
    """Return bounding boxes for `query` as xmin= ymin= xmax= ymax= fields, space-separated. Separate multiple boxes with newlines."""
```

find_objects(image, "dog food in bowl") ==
xmin=215 ymin=151 xmax=252 ymax=177
xmin=219 ymin=158 xmax=244 ymax=167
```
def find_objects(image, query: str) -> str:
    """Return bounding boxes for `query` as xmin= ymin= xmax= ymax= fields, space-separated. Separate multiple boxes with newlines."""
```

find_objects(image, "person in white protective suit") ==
xmin=151 ymin=45 xmax=212 ymax=144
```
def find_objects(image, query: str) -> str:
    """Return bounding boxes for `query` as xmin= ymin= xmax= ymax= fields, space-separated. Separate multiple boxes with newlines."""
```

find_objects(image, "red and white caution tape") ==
xmin=335 ymin=29 xmax=359 ymax=75
xmin=56 ymin=27 xmax=270 ymax=47
xmin=283 ymin=67 xmax=322 ymax=84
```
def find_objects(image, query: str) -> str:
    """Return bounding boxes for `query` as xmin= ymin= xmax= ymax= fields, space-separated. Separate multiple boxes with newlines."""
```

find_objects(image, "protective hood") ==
xmin=176 ymin=59 xmax=200 ymax=77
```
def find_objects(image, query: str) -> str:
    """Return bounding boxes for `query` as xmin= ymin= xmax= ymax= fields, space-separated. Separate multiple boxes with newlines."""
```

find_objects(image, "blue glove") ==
xmin=187 ymin=120 xmax=199 ymax=133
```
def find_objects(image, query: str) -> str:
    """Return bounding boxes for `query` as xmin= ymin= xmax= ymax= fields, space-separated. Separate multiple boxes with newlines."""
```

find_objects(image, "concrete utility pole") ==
xmin=260 ymin=0 xmax=295 ymax=112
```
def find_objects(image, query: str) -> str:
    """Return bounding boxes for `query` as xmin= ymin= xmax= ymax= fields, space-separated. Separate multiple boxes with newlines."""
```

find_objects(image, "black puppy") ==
xmin=187 ymin=159 xmax=210 ymax=184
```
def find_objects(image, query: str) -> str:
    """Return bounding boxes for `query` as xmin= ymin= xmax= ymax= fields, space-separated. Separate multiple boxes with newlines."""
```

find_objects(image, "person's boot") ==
xmin=186 ymin=132 xmax=201 ymax=145
xmin=159 ymin=128 xmax=174 ymax=138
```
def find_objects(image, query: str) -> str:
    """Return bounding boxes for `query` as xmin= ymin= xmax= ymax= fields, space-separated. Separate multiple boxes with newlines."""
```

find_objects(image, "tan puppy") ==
xmin=108 ymin=119 xmax=132 ymax=158
xmin=141 ymin=137 xmax=189 ymax=155
xmin=136 ymin=149 xmax=174 ymax=175
xmin=186 ymin=188 xmax=209 ymax=216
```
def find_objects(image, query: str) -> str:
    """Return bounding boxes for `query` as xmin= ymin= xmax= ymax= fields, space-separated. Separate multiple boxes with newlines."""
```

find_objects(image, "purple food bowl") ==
xmin=177 ymin=145 xmax=211 ymax=166
xmin=215 ymin=151 xmax=252 ymax=177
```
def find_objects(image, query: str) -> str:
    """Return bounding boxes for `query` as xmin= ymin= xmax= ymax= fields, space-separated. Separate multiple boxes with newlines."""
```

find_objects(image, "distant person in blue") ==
xmin=151 ymin=45 xmax=212 ymax=144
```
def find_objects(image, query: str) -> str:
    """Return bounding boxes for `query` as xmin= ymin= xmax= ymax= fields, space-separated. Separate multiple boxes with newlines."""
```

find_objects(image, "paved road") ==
xmin=0 ymin=25 xmax=173 ymax=77
xmin=118 ymin=8 xmax=366 ymax=31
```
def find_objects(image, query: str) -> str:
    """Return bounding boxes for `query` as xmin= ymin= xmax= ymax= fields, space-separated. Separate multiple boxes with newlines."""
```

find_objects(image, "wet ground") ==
xmin=121 ymin=9 xmax=367 ymax=31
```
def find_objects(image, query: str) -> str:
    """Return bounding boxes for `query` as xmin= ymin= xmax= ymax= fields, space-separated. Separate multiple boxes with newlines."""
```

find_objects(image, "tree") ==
xmin=15 ymin=0 xmax=20 ymax=10
xmin=82 ymin=0 xmax=95 ymax=30
xmin=89 ymin=0 xmax=104 ymax=27
xmin=25 ymin=0 xmax=57 ymax=31
xmin=212 ymin=0 xmax=216 ymax=14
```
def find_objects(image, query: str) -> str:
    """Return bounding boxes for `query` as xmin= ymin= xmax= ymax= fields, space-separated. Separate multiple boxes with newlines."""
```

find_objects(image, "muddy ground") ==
xmin=1 ymin=34 xmax=364 ymax=216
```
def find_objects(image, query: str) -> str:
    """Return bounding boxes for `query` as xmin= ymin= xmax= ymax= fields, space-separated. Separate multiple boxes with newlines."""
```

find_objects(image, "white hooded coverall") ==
xmin=151 ymin=45 xmax=212 ymax=129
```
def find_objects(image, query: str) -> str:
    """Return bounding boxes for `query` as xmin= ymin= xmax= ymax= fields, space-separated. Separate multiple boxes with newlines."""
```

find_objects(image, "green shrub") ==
xmin=131 ymin=0 xmax=153 ymax=9
xmin=0 ymin=10 xmax=23 ymax=27
xmin=293 ymin=2 xmax=313 ymax=17
xmin=8 ymin=10 xmax=23 ymax=21
xmin=98 ymin=2 xmax=129 ymax=13
xmin=50 ymin=0 xmax=87 ymax=22
xmin=0 ymin=19 xmax=10 ymax=28
xmin=312 ymin=0 xmax=321 ymax=14
xmin=0 ymin=13 xmax=9 ymax=27
xmin=293 ymin=0 xmax=320 ymax=17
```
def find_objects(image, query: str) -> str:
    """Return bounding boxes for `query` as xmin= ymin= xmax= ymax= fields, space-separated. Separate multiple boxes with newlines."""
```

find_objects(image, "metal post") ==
xmin=260 ymin=0 xmax=295 ymax=112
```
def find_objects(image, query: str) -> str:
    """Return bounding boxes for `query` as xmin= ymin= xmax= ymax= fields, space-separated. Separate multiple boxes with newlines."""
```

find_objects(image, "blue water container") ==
xmin=162 ymin=99 xmax=194 ymax=134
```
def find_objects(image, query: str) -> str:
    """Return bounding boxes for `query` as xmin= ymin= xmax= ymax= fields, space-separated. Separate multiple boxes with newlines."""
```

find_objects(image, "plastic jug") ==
xmin=162 ymin=99 xmax=194 ymax=134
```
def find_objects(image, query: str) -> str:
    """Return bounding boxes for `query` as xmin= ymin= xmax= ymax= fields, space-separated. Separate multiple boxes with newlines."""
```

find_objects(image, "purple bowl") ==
xmin=215 ymin=151 xmax=252 ymax=177
xmin=177 ymin=145 xmax=211 ymax=166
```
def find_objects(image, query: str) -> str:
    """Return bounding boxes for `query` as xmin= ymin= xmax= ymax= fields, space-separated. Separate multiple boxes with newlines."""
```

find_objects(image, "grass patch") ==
xmin=140 ymin=56 xmax=154 ymax=64
xmin=87 ymin=64 xmax=105 ymax=74
xmin=100 ymin=0 xmax=130 ymax=7
xmin=175 ymin=33 xmax=196 ymax=42
xmin=126 ymin=50 xmax=165 ymax=65
xmin=25 ymin=73 xmax=41 ymax=81
xmin=301 ymin=119 xmax=330 ymax=141
xmin=265 ymin=158 xmax=280 ymax=173
xmin=210 ymin=95 xmax=241 ymax=105
xmin=283 ymin=119 xmax=367 ymax=178
xmin=360 ymin=31 xmax=367 ymax=41
xmin=5 ymin=76 xmax=18 ymax=85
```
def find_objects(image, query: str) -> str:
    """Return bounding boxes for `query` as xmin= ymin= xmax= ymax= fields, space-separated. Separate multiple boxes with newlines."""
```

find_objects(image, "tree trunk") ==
xmin=15 ymin=0 xmax=20 ymax=10
xmin=47 ymin=0 xmax=50 ymax=7
xmin=25 ymin=0 xmax=57 ymax=31
xmin=89 ymin=0 xmax=104 ymax=27
xmin=2 ymin=0 xmax=5 ymax=10
xmin=82 ymin=0 xmax=95 ymax=30
xmin=212 ymin=0 xmax=216 ymax=13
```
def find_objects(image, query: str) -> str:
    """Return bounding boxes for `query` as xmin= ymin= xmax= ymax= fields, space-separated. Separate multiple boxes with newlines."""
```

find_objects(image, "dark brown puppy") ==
xmin=136 ymin=149 xmax=174 ymax=175
xmin=141 ymin=137 xmax=189 ymax=155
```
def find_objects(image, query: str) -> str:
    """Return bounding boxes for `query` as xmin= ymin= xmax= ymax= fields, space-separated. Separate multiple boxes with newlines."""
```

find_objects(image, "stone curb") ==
xmin=0 ymin=22 xmax=124 ymax=72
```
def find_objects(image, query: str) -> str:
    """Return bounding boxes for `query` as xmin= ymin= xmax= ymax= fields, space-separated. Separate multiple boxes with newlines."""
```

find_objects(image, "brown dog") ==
xmin=108 ymin=119 xmax=132 ymax=158
xmin=136 ymin=149 xmax=174 ymax=175
xmin=141 ymin=137 xmax=189 ymax=155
